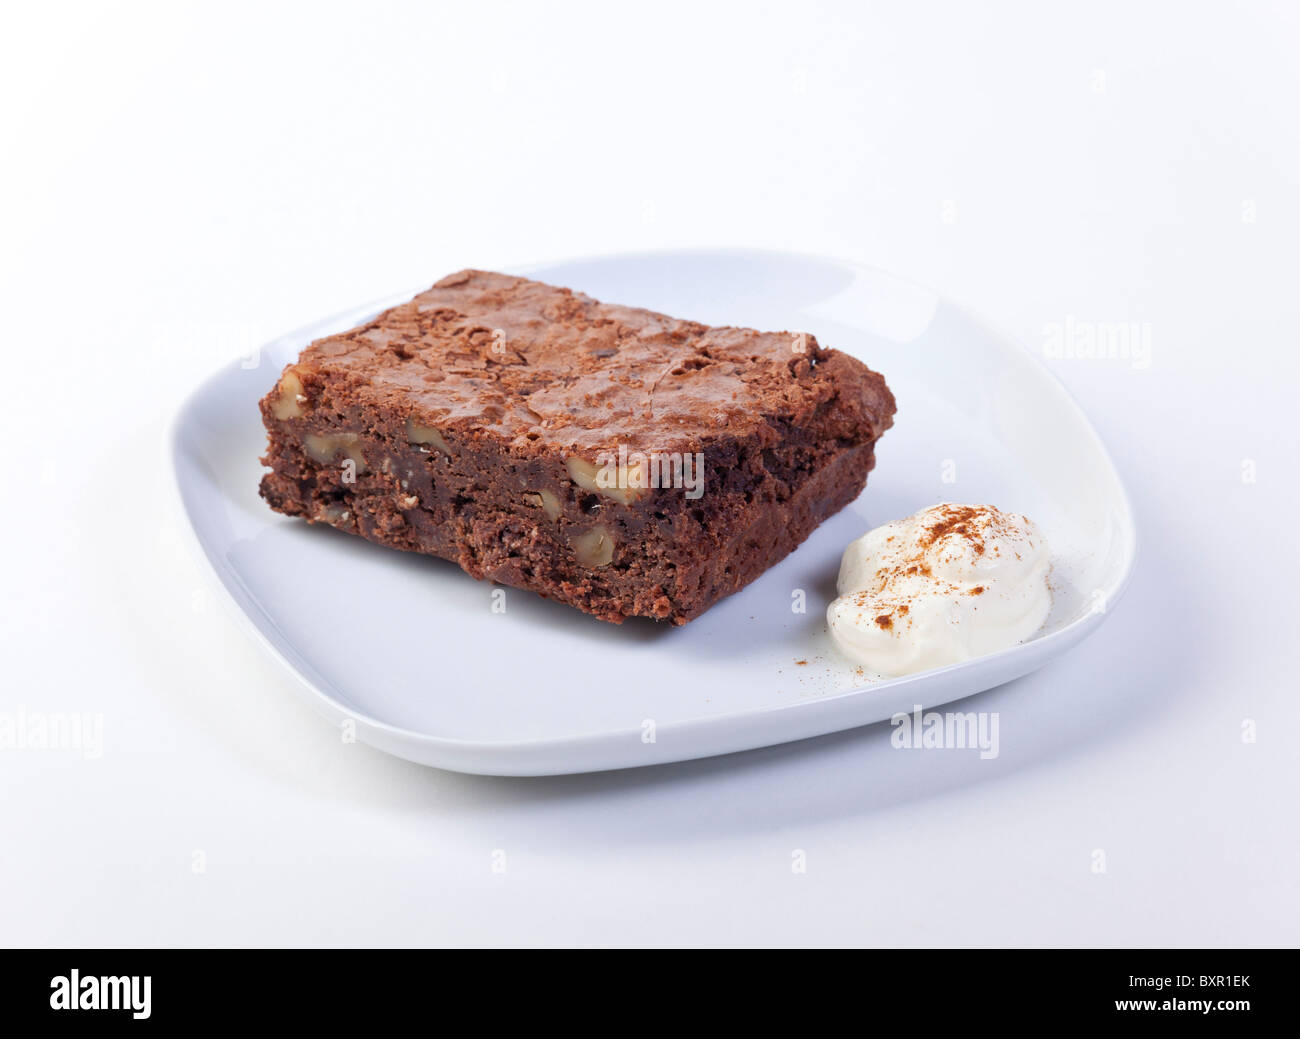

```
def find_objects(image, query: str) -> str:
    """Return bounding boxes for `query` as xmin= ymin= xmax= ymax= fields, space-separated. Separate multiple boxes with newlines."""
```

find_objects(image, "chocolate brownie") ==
xmin=258 ymin=270 xmax=896 ymax=624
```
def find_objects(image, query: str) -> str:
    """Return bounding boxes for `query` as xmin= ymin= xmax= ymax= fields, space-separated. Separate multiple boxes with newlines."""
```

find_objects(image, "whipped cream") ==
xmin=827 ymin=504 xmax=1051 ymax=676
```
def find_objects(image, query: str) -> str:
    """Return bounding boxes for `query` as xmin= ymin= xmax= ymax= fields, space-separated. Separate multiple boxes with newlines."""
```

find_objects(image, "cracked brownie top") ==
xmin=291 ymin=269 xmax=895 ymax=456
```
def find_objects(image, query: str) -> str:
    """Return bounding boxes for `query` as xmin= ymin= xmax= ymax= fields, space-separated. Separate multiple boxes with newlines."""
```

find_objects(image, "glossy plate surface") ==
xmin=171 ymin=251 xmax=1136 ymax=775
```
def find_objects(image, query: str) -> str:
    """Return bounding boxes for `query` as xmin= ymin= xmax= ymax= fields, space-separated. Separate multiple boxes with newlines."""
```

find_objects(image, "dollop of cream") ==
xmin=827 ymin=503 xmax=1051 ymax=676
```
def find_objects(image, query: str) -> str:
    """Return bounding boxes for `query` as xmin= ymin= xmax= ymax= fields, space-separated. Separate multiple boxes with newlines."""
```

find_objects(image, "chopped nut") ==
xmin=398 ymin=494 xmax=419 ymax=510
xmin=304 ymin=432 xmax=367 ymax=472
xmin=406 ymin=416 xmax=451 ymax=456
xmin=522 ymin=488 xmax=562 ymax=520
xmin=571 ymin=525 xmax=614 ymax=567
xmin=318 ymin=504 xmax=352 ymax=526
xmin=565 ymin=456 xmax=600 ymax=491
xmin=271 ymin=368 xmax=307 ymax=419
xmin=565 ymin=455 xmax=646 ymax=505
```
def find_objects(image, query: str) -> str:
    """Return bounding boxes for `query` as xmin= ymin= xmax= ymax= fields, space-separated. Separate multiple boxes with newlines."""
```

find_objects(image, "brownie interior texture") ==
xmin=259 ymin=270 xmax=896 ymax=624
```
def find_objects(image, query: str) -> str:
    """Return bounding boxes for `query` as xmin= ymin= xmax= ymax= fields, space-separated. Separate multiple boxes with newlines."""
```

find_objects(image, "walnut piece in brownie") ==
xmin=259 ymin=270 xmax=896 ymax=624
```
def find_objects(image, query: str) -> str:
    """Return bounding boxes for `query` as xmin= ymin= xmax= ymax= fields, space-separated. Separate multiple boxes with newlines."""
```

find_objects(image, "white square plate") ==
xmin=171 ymin=250 xmax=1136 ymax=775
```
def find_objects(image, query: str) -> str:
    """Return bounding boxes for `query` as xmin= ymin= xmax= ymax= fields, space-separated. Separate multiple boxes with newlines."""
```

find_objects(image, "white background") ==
xmin=3 ymin=1 xmax=1297 ymax=946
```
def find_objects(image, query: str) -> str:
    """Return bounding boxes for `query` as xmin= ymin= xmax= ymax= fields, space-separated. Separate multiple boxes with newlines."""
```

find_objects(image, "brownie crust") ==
xmin=259 ymin=270 xmax=896 ymax=624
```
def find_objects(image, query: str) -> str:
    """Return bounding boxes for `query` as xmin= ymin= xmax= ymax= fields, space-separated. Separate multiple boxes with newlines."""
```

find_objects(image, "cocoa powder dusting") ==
xmin=863 ymin=506 xmax=1023 ymax=628
xmin=918 ymin=504 xmax=989 ymax=556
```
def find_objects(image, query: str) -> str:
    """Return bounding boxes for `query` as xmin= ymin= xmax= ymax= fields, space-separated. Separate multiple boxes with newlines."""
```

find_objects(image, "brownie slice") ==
xmin=258 ymin=270 xmax=896 ymax=625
